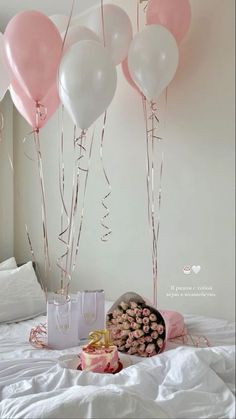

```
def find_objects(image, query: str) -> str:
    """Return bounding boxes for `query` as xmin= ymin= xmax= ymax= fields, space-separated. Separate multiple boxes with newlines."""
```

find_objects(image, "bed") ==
xmin=0 ymin=301 xmax=235 ymax=419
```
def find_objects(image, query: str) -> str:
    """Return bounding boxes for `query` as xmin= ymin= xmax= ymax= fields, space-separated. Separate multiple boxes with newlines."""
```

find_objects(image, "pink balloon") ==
xmin=121 ymin=57 xmax=140 ymax=94
xmin=146 ymin=0 xmax=191 ymax=44
xmin=10 ymin=78 xmax=60 ymax=130
xmin=5 ymin=11 xmax=62 ymax=101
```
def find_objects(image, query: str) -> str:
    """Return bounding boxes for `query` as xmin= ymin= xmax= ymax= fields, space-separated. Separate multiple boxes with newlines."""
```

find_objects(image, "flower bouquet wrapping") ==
xmin=107 ymin=292 xmax=169 ymax=357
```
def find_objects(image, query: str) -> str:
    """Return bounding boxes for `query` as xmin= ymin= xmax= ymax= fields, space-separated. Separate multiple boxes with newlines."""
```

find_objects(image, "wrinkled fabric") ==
xmin=0 ymin=312 xmax=235 ymax=419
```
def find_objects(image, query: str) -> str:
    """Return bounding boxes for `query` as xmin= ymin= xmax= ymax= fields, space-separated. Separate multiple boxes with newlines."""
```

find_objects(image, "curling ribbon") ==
xmin=101 ymin=0 xmax=106 ymax=47
xmin=62 ymin=129 xmax=88 ymax=297
xmin=68 ymin=129 xmax=88 ymax=276
xmin=100 ymin=111 xmax=112 ymax=242
xmin=7 ymin=152 xmax=46 ymax=295
xmin=142 ymin=98 xmax=164 ymax=308
xmin=72 ymin=128 xmax=95 ymax=272
xmin=136 ymin=0 xmax=140 ymax=33
xmin=34 ymin=130 xmax=50 ymax=280
xmin=57 ymin=106 xmax=70 ymax=291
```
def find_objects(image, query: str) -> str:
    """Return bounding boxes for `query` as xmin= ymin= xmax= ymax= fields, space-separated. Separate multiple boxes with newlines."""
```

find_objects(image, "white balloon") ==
xmin=128 ymin=25 xmax=179 ymax=101
xmin=49 ymin=15 xmax=69 ymax=33
xmin=0 ymin=33 xmax=11 ymax=102
xmin=59 ymin=40 xmax=117 ymax=130
xmin=61 ymin=25 xmax=100 ymax=53
xmin=82 ymin=4 xmax=133 ymax=65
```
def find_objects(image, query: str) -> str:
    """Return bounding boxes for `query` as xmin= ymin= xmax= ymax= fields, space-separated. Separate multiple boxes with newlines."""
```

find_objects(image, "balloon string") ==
xmin=61 ymin=0 xmax=76 ymax=53
xmin=136 ymin=0 xmax=140 ymax=33
xmin=68 ymin=129 xmax=87 ymax=277
xmin=150 ymin=102 xmax=158 ymax=309
xmin=143 ymin=99 xmax=164 ymax=309
xmin=7 ymin=151 xmax=47 ymax=296
xmin=142 ymin=96 xmax=151 ymax=227
xmin=0 ymin=111 xmax=4 ymax=143
xmin=73 ymin=127 xmax=95 ymax=272
xmin=62 ymin=129 xmax=87 ymax=297
xmin=34 ymin=130 xmax=50 ymax=281
xmin=57 ymin=105 xmax=70 ymax=291
xmin=101 ymin=0 xmax=106 ymax=47
xmin=100 ymin=111 xmax=112 ymax=242
xmin=63 ymin=126 xmax=78 ymax=295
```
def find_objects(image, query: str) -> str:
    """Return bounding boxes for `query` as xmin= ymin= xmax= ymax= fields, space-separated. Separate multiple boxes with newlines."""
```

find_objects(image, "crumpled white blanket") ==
xmin=0 ymin=313 xmax=235 ymax=419
xmin=0 ymin=345 xmax=235 ymax=419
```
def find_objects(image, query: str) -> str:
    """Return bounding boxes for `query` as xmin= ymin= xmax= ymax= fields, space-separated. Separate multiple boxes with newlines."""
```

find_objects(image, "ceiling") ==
xmin=0 ymin=0 xmax=100 ymax=31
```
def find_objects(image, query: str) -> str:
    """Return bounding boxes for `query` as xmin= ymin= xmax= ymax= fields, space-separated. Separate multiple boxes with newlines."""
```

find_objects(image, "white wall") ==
xmin=13 ymin=0 xmax=235 ymax=320
xmin=0 ymin=93 xmax=14 ymax=261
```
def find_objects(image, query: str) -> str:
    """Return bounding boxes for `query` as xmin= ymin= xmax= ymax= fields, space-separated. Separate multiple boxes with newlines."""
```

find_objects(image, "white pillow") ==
xmin=0 ymin=262 xmax=46 ymax=323
xmin=0 ymin=257 xmax=17 ymax=271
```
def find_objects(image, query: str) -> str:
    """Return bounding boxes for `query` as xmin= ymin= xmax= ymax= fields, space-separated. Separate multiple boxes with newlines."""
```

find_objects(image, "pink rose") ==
xmin=145 ymin=336 xmax=153 ymax=343
xmin=139 ymin=351 xmax=148 ymax=357
xmin=114 ymin=339 xmax=123 ymax=347
xmin=120 ymin=301 xmax=129 ymax=311
xmin=133 ymin=329 xmax=144 ymax=338
xmin=134 ymin=308 xmax=142 ymax=316
xmin=157 ymin=324 xmax=164 ymax=334
xmin=127 ymin=316 xmax=134 ymax=323
xmin=131 ymin=322 xmax=140 ymax=330
xmin=122 ymin=313 xmax=128 ymax=320
xmin=143 ymin=325 xmax=150 ymax=333
xmin=127 ymin=347 xmax=137 ymax=355
xmin=151 ymin=331 xmax=158 ymax=340
xmin=150 ymin=322 xmax=158 ymax=331
xmin=119 ymin=345 xmax=125 ymax=351
xmin=132 ymin=340 xmax=139 ymax=347
xmin=146 ymin=343 xmax=155 ymax=354
xmin=142 ymin=308 xmax=151 ymax=317
xmin=123 ymin=322 xmax=131 ymax=330
xmin=121 ymin=330 xmax=130 ymax=337
xmin=157 ymin=338 xmax=164 ymax=348
xmin=125 ymin=342 xmax=131 ymax=349
xmin=111 ymin=318 xmax=118 ymax=325
xmin=143 ymin=317 xmax=150 ymax=325
xmin=149 ymin=313 xmax=157 ymax=322
xmin=130 ymin=301 xmax=138 ymax=309
xmin=128 ymin=332 xmax=134 ymax=339
xmin=139 ymin=343 xmax=146 ymax=352
xmin=126 ymin=338 xmax=133 ymax=345
xmin=136 ymin=317 xmax=143 ymax=324
xmin=148 ymin=351 xmax=157 ymax=357
xmin=126 ymin=309 xmax=135 ymax=317
xmin=138 ymin=336 xmax=146 ymax=344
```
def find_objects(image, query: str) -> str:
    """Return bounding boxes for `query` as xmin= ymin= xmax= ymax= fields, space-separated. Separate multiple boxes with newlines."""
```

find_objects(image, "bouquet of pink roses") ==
xmin=107 ymin=292 xmax=166 ymax=357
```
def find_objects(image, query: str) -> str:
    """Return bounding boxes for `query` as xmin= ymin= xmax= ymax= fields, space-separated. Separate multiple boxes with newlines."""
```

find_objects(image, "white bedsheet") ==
xmin=0 ymin=307 xmax=235 ymax=419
